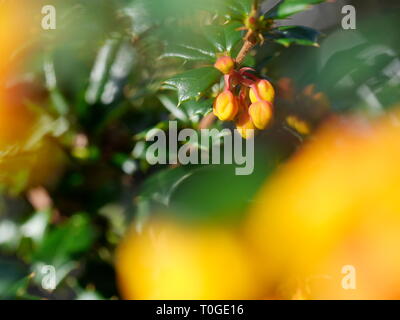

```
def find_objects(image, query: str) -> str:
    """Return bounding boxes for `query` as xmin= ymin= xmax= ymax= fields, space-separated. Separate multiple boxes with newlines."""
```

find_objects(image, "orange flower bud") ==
xmin=236 ymin=112 xmax=255 ymax=139
xmin=214 ymin=56 xmax=235 ymax=75
xmin=213 ymin=91 xmax=238 ymax=121
xmin=248 ymin=101 xmax=272 ymax=130
xmin=250 ymin=79 xmax=275 ymax=104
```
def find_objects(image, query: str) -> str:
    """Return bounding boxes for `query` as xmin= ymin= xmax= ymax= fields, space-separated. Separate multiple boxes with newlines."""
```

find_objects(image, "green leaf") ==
xmin=168 ymin=155 xmax=278 ymax=224
xmin=140 ymin=166 xmax=194 ymax=206
xmin=158 ymin=95 xmax=188 ymax=121
xmin=134 ymin=121 xmax=171 ymax=141
xmin=269 ymin=25 xmax=321 ymax=47
xmin=161 ymin=38 xmax=216 ymax=62
xmin=225 ymin=0 xmax=253 ymax=18
xmin=135 ymin=166 xmax=195 ymax=231
xmin=32 ymin=214 xmax=96 ymax=268
xmin=265 ymin=0 xmax=327 ymax=19
xmin=157 ymin=95 xmax=212 ymax=124
xmin=162 ymin=22 xmax=243 ymax=62
xmin=204 ymin=22 xmax=243 ymax=53
xmin=181 ymin=99 xmax=213 ymax=123
xmin=164 ymin=67 xmax=221 ymax=105
xmin=134 ymin=167 xmax=194 ymax=230
xmin=4 ymin=275 xmax=35 ymax=299
xmin=194 ymin=0 xmax=252 ymax=19
xmin=0 ymin=257 xmax=29 ymax=299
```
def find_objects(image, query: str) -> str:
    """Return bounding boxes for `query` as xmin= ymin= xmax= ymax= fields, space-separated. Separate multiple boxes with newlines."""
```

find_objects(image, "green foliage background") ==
xmin=0 ymin=0 xmax=399 ymax=299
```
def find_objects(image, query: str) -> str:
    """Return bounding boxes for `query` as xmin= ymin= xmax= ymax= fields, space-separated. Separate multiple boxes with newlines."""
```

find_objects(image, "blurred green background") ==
xmin=0 ymin=0 xmax=399 ymax=299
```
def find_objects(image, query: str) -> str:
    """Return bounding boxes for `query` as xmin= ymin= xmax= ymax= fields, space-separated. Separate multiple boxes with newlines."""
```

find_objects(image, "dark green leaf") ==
xmin=140 ymin=166 xmax=194 ymax=205
xmin=265 ymin=0 xmax=327 ymax=20
xmin=168 ymin=152 xmax=279 ymax=224
xmin=0 ymin=257 xmax=29 ymax=299
xmin=268 ymin=25 xmax=321 ymax=47
xmin=164 ymin=67 xmax=221 ymax=105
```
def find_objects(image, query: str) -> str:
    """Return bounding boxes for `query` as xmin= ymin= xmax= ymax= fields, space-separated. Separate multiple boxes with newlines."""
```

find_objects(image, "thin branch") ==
xmin=236 ymin=34 xmax=257 ymax=65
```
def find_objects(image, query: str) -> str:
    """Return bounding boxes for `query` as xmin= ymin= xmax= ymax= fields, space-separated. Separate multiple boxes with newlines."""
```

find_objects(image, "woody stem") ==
xmin=235 ymin=36 xmax=256 ymax=65
xmin=236 ymin=0 xmax=260 ymax=64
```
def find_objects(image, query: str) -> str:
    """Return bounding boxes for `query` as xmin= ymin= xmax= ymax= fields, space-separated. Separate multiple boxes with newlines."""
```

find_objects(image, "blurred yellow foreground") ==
xmin=117 ymin=109 xmax=400 ymax=300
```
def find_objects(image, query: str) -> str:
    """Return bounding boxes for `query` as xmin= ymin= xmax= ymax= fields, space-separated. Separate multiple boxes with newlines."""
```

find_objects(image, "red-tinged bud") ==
xmin=248 ymin=100 xmax=272 ymax=130
xmin=244 ymin=16 xmax=257 ymax=30
xmin=236 ymin=112 xmax=255 ymax=139
xmin=250 ymin=79 xmax=275 ymax=104
xmin=214 ymin=56 xmax=235 ymax=75
xmin=213 ymin=90 xmax=238 ymax=121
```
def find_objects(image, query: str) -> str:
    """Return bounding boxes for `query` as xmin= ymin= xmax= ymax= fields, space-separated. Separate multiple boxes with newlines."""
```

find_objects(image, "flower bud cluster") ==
xmin=213 ymin=56 xmax=275 ymax=139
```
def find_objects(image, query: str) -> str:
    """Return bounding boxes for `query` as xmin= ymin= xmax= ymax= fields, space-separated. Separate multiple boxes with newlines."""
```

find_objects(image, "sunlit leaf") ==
xmin=161 ymin=43 xmax=216 ymax=62
xmin=265 ymin=0 xmax=327 ymax=20
xmin=162 ymin=22 xmax=243 ymax=62
xmin=164 ymin=67 xmax=221 ymax=104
